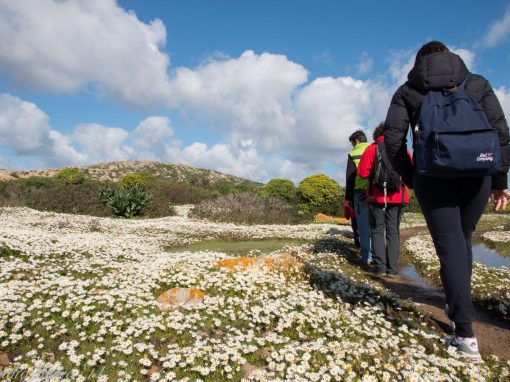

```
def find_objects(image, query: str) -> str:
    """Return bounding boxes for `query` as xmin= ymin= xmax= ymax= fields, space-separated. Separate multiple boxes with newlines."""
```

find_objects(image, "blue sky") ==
xmin=1 ymin=0 xmax=510 ymax=185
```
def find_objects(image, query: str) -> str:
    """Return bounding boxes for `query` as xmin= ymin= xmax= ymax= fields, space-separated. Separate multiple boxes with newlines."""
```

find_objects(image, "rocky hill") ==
xmin=2 ymin=160 xmax=259 ymax=185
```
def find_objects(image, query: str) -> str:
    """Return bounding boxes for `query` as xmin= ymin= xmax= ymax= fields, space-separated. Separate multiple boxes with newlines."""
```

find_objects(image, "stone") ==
xmin=211 ymin=329 xmax=226 ymax=339
xmin=90 ymin=289 xmax=108 ymax=296
xmin=216 ymin=256 xmax=273 ymax=271
xmin=257 ymin=347 xmax=274 ymax=361
xmin=257 ymin=347 xmax=273 ymax=361
xmin=314 ymin=213 xmax=350 ymax=225
xmin=242 ymin=363 xmax=266 ymax=379
xmin=156 ymin=287 xmax=205 ymax=311
xmin=10 ymin=273 xmax=28 ymax=281
xmin=0 ymin=351 xmax=10 ymax=367
xmin=147 ymin=365 xmax=160 ymax=378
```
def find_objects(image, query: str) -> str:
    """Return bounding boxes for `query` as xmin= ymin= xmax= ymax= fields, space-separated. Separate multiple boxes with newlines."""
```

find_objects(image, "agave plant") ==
xmin=98 ymin=184 xmax=151 ymax=218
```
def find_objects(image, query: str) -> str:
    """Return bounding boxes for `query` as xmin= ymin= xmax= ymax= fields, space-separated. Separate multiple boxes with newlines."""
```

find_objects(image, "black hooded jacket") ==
xmin=384 ymin=51 xmax=510 ymax=190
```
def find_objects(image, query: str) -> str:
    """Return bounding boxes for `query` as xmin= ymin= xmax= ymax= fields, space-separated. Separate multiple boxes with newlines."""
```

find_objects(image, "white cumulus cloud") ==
xmin=291 ymin=76 xmax=392 ymax=163
xmin=480 ymin=5 xmax=510 ymax=48
xmin=0 ymin=93 xmax=84 ymax=166
xmin=495 ymin=86 xmax=510 ymax=121
xmin=72 ymin=123 xmax=134 ymax=163
xmin=169 ymin=50 xmax=308 ymax=151
xmin=131 ymin=116 xmax=173 ymax=150
xmin=357 ymin=52 xmax=374 ymax=75
xmin=0 ymin=0 xmax=171 ymax=107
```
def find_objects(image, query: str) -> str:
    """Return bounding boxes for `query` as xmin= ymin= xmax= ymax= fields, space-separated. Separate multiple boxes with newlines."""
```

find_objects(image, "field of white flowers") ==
xmin=1 ymin=207 xmax=509 ymax=382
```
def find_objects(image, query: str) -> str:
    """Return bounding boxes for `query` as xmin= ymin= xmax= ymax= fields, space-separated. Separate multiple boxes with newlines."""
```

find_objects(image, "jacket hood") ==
xmin=407 ymin=51 xmax=469 ymax=91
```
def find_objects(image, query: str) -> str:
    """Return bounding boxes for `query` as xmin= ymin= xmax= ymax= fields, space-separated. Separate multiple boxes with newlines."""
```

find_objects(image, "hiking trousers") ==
xmin=353 ymin=190 xmax=372 ymax=262
xmin=369 ymin=203 xmax=403 ymax=275
xmin=414 ymin=175 xmax=491 ymax=338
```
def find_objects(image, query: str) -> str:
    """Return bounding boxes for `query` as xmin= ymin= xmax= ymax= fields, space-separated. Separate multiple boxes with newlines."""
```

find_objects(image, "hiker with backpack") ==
xmin=345 ymin=130 xmax=373 ymax=265
xmin=384 ymin=41 xmax=510 ymax=363
xmin=357 ymin=123 xmax=409 ymax=277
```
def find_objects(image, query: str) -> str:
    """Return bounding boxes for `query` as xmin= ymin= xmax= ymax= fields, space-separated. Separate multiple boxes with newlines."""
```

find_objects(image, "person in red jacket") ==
xmin=357 ymin=123 xmax=409 ymax=277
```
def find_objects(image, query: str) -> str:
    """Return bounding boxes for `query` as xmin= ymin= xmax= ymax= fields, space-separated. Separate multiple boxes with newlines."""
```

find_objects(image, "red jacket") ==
xmin=357 ymin=136 xmax=410 ymax=204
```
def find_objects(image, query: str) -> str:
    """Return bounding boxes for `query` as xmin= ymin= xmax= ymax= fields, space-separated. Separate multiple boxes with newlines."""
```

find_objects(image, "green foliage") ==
xmin=406 ymin=189 xmax=422 ymax=213
xmin=191 ymin=191 xmax=305 ymax=224
xmin=98 ymin=184 xmax=151 ymax=218
xmin=297 ymin=174 xmax=343 ymax=216
xmin=1 ymin=178 xmax=111 ymax=215
xmin=259 ymin=178 xmax=296 ymax=202
xmin=21 ymin=176 xmax=54 ymax=189
xmin=211 ymin=182 xmax=240 ymax=198
xmin=118 ymin=172 xmax=151 ymax=188
xmin=0 ymin=181 xmax=6 ymax=195
xmin=55 ymin=167 xmax=87 ymax=185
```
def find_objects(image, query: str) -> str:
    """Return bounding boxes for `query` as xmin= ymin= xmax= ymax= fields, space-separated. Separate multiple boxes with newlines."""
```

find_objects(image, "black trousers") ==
xmin=369 ymin=203 xmax=403 ymax=275
xmin=414 ymin=174 xmax=491 ymax=338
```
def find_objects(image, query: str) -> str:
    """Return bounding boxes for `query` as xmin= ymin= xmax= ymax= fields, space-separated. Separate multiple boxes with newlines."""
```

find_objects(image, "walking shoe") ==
xmin=444 ymin=304 xmax=456 ymax=331
xmin=370 ymin=268 xmax=385 ymax=276
xmin=445 ymin=335 xmax=483 ymax=363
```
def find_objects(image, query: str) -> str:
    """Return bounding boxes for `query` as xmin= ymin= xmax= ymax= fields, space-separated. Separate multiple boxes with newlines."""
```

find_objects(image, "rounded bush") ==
xmin=119 ymin=172 xmax=149 ymax=188
xmin=55 ymin=167 xmax=86 ymax=185
xmin=259 ymin=178 xmax=296 ymax=202
xmin=297 ymin=174 xmax=343 ymax=215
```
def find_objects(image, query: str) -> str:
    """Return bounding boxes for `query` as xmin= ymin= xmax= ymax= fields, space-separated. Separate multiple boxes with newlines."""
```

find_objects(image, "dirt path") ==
xmin=378 ymin=227 xmax=510 ymax=360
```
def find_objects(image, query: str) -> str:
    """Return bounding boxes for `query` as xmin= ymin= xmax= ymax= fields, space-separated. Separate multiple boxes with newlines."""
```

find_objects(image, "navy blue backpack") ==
xmin=414 ymin=75 xmax=501 ymax=178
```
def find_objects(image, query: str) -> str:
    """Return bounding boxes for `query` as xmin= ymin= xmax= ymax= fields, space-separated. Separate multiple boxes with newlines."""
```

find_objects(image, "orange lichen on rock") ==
xmin=314 ymin=213 xmax=350 ymax=225
xmin=216 ymin=256 xmax=273 ymax=271
xmin=156 ymin=287 xmax=205 ymax=311
xmin=216 ymin=252 xmax=304 ymax=279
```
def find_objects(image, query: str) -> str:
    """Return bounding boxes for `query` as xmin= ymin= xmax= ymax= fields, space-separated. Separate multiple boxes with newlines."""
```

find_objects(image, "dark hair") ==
xmin=373 ymin=123 xmax=385 ymax=141
xmin=349 ymin=130 xmax=367 ymax=144
xmin=415 ymin=41 xmax=449 ymax=63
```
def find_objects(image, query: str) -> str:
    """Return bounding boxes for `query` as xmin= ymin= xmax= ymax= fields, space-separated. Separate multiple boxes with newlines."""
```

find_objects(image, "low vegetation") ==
xmin=191 ymin=192 xmax=303 ymax=224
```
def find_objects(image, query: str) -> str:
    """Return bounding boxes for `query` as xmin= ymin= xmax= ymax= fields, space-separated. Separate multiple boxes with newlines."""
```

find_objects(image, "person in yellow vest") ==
xmin=345 ymin=130 xmax=373 ymax=264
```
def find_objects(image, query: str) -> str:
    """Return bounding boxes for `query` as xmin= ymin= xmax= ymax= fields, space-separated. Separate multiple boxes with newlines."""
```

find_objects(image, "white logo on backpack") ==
xmin=476 ymin=152 xmax=494 ymax=162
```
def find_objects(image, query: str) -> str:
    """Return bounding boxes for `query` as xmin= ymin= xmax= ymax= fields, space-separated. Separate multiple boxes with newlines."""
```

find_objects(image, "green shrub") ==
xmin=406 ymin=189 xmax=422 ymax=213
xmin=98 ymin=184 xmax=151 ymax=218
xmin=211 ymin=182 xmax=240 ymax=197
xmin=297 ymin=174 xmax=343 ymax=216
xmin=20 ymin=176 xmax=54 ymax=189
xmin=0 ymin=181 xmax=6 ymax=195
xmin=55 ymin=167 xmax=86 ymax=185
xmin=191 ymin=191 xmax=304 ymax=224
xmin=119 ymin=172 xmax=151 ymax=188
xmin=0 ymin=179 xmax=111 ymax=215
xmin=166 ymin=184 xmax=192 ymax=204
xmin=259 ymin=178 xmax=296 ymax=202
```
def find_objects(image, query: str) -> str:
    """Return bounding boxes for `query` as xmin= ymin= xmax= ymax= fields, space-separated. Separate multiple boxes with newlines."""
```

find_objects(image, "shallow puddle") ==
xmin=399 ymin=242 xmax=510 ymax=290
xmin=400 ymin=264 xmax=434 ymax=289
xmin=472 ymin=242 xmax=510 ymax=269
xmin=167 ymin=239 xmax=310 ymax=256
